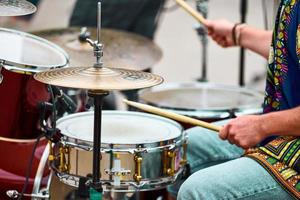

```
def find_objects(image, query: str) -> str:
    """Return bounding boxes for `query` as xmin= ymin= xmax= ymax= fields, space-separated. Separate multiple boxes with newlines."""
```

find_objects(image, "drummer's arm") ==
xmin=219 ymin=107 xmax=300 ymax=149
xmin=260 ymin=106 xmax=300 ymax=137
xmin=238 ymin=25 xmax=272 ymax=59
xmin=206 ymin=19 xmax=272 ymax=59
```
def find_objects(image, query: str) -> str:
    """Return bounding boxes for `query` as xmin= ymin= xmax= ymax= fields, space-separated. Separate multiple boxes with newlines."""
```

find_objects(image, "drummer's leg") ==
xmin=177 ymin=157 xmax=293 ymax=200
xmin=168 ymin=120 xmax=244 ymax=197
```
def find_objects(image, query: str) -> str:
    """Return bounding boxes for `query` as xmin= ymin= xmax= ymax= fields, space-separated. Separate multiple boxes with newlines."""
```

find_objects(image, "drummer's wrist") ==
xmin=232 ymin=23 xmax=247 ymax=47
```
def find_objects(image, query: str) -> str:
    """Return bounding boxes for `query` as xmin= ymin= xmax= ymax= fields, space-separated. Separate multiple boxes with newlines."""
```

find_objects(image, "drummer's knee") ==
xmin=177 ymin=170 xmax=214 ymax=200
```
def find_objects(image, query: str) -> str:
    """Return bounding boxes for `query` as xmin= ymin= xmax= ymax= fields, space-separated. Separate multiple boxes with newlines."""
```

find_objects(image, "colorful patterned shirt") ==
xmin=246 ymin=1 xmax=300 ymax=198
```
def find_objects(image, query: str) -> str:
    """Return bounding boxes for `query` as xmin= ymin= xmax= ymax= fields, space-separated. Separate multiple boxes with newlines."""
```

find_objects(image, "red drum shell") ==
xmin=0 ymin=68 xmax=49 ymax=139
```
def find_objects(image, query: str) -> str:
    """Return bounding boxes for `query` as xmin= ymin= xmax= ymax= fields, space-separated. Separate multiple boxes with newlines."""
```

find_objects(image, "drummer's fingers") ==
xmin=219 ymin=124 xmax=230 ymax=140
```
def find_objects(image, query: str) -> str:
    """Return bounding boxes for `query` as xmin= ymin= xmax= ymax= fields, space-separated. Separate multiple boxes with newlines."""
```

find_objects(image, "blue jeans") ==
xmin=168 ymin=120 xmax=294 ymax=200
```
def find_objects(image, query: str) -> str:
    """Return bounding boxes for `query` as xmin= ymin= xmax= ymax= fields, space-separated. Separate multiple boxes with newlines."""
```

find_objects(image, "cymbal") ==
xmin=31 ymin=27 xmax=162 ymax=71
xmin=34 ymin=66 xmax=163 ymax=90
xmin=0 ymin=0 xmax=36 ymax=16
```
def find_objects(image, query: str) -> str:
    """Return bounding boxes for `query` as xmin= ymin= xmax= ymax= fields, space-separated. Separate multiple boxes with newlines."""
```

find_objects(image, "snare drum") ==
xmin=139 ymin=82 xmax=264 ymax=124
xmin=52 ymin=111 xmax=186 ymax=192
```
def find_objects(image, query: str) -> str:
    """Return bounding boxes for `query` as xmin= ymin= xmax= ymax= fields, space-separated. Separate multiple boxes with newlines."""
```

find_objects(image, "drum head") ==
xmin=0 ymin=28 xmax=68 ymax=73
xmin=139 ymin=82 xmax=264 ymax=115
xmin=57 ymin=111 xmax=182 ymax=145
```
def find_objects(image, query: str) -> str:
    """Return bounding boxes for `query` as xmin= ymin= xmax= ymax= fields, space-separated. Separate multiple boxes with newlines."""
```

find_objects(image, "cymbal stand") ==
xmin=239 ymin=0 xmax=248 ymax=86
xmin=83 ymin=2 xmax=108 ymax=199
xmin=195 ymin=0 xmax=209 ymax=82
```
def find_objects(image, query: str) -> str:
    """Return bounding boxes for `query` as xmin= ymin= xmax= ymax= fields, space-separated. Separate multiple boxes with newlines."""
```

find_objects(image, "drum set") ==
xmin=0 ymin=1 xmax=264 ymax=200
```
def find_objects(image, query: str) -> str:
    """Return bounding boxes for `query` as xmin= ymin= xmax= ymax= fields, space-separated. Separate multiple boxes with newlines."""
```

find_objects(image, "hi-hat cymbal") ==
xmin=31 ymin=27 xmax=162 ymax=71
xmin=34 ymin=66 xmax=163 ymax=90
xmin=0 ymin=0 xmax=36 ymax=16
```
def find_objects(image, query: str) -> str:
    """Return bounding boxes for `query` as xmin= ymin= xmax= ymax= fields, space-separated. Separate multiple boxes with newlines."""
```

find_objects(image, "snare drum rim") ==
xmin=57 ymin=111 xmax=184 ymax=151
xmin=0 ymin=28 xmax=69 ymax=73
xmin=139 ymin=82 xmax=264 ymax=118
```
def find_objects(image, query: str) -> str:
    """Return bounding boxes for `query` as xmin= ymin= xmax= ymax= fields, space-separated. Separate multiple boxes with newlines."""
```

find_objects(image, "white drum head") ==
xmin=0 ymin=28 xmax=68 ymax=72
xmin=140 ymin=82 xmax=264 ymax=111
xmin=57 ymin=111 xmax=182 ymax=144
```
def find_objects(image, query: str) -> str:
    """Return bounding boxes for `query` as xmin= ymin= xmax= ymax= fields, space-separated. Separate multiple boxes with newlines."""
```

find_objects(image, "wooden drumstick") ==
xmin=123 ymin=99 xmax=221 ymax=132
xmin=175 ymin=0 xmax=208 ymax=26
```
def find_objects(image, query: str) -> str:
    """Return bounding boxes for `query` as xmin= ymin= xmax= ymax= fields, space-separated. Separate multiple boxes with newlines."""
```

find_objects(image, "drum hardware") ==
xmin=51 ymin=86 xmax=77 ymax=114
xmin=79 ymin=27 xmax=92 ymax=43
xmin=180 ymin=140 xmax=188 ymax=166
xmin=0 ymin=0 xmax=36 ymax=16
xmin=105 ymin=153 xmax=132 ymax=186
xmin=6 ymin=189 xmax=50 ymax=199
xmin=166 ymin=151 xmax=176 ymax=176
xmin=195 ymin=0 xmax=209 ymax=82
xmin=59 ymin=146 xmax=71 ymax=173
xmin=104 ymin=169 xmax=132 ymax=179
xmin=133 ymin=155 xmax=143 ymax=184
xmin=239 ymin=0 xmax=248 ymax=86
xmin=48 ymin=141 xmax=55 ymax=162
xmin=38 ymin=101 xmax=62 ymax=143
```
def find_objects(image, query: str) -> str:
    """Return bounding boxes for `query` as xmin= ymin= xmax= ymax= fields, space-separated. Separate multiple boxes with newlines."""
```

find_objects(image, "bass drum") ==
xmin=139 ymin=82 xmax=264 ymax=127
xmin=0 ymin=28 xmax=68 ymax=198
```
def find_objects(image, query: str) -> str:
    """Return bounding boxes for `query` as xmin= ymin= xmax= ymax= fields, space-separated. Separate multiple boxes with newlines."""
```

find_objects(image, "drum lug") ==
xmin=180 ymin=139 xmax=188 ymax=166
xmin=48 ymin=141 xmax=55 ymax=161
xmin=133 ymin=155 xmax=143 ymax=184
xmin=58 ymin=146 xmax=71 ymax=173
xmin=166 ymin=151 xmax=176 ymax=176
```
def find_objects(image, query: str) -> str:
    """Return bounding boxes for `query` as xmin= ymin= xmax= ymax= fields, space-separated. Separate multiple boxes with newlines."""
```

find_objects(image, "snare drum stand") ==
xmin=195 ymin=0 xmax=209 ymax=82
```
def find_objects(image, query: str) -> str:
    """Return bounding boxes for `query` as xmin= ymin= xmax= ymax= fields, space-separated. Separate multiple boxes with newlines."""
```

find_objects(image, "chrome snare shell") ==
xmin=51 ymin=111 xmax=187 ymax=192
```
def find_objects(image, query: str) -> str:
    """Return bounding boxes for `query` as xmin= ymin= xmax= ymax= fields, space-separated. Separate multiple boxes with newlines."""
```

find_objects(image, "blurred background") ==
xmin=0 ymin=0 xmax=278 ymax=91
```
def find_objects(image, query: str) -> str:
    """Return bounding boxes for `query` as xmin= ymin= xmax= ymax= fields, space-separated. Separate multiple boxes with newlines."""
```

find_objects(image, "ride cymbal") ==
xmin=31 ymin=27 xmax=162 ymax=71
xmin=0 ymin=0 xmax=36 ymax=16
xmin=34 ymin=66 xmax=163 ymax=90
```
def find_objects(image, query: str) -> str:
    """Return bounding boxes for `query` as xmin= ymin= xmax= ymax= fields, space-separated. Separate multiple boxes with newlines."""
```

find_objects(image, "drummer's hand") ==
xmin=219 ymin=115 xmax=267 ymax=149
xmin=206 ymin=19 xmax=235 ymax=48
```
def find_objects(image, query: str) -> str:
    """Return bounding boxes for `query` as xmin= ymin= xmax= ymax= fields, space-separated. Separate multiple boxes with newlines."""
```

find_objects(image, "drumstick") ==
xmin=175 ymin=0 xmax=208 ymax=26
xmin=123 ymin=99 xmax=221 ymax=132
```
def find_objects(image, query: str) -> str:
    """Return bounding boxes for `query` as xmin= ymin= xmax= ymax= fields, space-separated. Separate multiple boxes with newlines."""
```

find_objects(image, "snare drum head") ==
xmin=57 ymin=111 xmax=182 ymax=145
xmin=139 ymin=82 xmax=264 ymax=111
xmin=0 ymin=28 xmax=68 ymax=72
